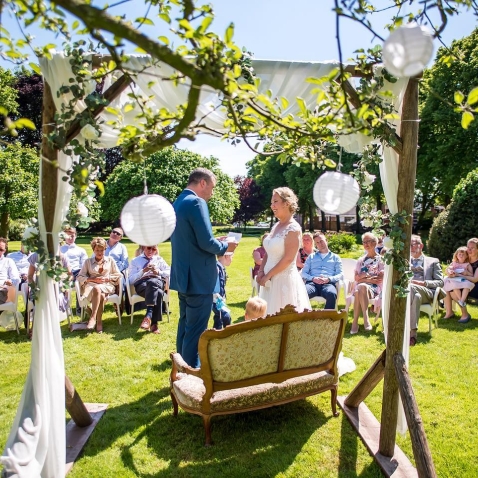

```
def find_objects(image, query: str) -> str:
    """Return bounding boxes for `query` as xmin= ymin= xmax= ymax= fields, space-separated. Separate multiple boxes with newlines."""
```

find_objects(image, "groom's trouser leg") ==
xmin=176 ymin=292 xmax=213 ymax=368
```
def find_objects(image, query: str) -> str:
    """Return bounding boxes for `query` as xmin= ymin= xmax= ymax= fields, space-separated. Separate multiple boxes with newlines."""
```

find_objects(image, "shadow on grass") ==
xmin=81 ymin=391 xmax=335 ymax=477
xmin=338 ymin=408 xmax=383 ymax=478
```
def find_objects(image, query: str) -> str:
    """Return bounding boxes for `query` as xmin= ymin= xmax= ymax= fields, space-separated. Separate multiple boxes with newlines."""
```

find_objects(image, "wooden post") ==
xmin=42 ymin=80 xmax=93 ymax=426
xmin=379 ymin=78 xmax=420 ymax=456
xmin=65 ymin=376 xmax=93 ymax=427
xmin=344 ymin=350 xmax=386 ymax=407
xmin=393 ymin=353 xmax=437 ymax=477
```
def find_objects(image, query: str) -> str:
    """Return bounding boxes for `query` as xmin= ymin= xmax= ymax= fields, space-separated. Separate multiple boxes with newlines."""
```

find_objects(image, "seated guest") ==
xmin=77 ymin=237 xmax=121 ymax=333
xmin=212 ymin=252 xmax=233 ymax=329
xmin=350 ymin=233 xmax=384 ymax=334
xmin=105 ymin=226 xmax=129 ymax=272
xmin=444 ymin=237 xmax=478 ymax=322
xmin=296 ymin=232 xmax=315 ymax=271
xmin=27 ymin=250 xmax=72 ymax=333
xmin=409 ymin=235 xmax=444 ymax=344
xmin=252 ymin=233 xmax=268 ymax=278
xmin=128 ymin=244 xmax=170 ymax=334
xmin=60 ymin=226 xmax=88 ymax=315
xmin=0 ymin=237 xmax=20 ymax=305
xmin=8 ymin=244 xmax=31 ymax=290
xmin=302 ymin=232 xmax=343 ymax=309
xmin=244 ymin=296 xmax=267 ymax=321
xmin=443 ymin=246 xmax=474 ymax=307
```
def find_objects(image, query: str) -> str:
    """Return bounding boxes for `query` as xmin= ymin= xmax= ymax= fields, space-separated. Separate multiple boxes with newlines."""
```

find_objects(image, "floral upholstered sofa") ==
xmin=169 ymin=306 xmax=347 ymax=445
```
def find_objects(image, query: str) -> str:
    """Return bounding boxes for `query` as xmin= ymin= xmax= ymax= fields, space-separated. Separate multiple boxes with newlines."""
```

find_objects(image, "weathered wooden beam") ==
xmin=393 ymin=353 xmax=437 ymax=478
xmin=344 ymin=350 xmax=386 ymax=408
xmin=65 ymin=73 xmax=132 ymax=144
xmin=41 ymin=81 xmax=59 ymax=256
xmin=379 ymin=77 xmax=420 ymax=457
xmin=65 ymin=376 xmax=93 ymax=427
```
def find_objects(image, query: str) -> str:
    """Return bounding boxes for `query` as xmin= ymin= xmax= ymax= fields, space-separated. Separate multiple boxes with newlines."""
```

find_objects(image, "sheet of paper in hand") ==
xmin=226 ymin=232 xmax=242 ymax=243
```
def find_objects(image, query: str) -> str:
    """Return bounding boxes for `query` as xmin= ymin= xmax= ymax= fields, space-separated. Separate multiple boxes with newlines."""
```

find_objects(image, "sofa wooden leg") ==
xmin=331 ymin=387 xmax=339 ymax=417
xmin=203 ymin=415 xmax=213 ymax=446
xmin=170 ymin=392 xmax=178 ymax=416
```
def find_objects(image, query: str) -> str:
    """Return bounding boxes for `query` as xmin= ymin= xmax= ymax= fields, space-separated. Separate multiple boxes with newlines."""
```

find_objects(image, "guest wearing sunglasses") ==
xmin=77 ymin=237 xmax=121 ymax=333
xmin=128 ymin=244 xmax=170 ymax=334
xmin=105 ymin=227 xmax=129 ymax=272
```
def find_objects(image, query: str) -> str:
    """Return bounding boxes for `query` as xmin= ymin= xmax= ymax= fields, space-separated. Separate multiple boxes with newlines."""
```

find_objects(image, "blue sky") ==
xmin=4 ymin=1 xmax=477 ymax=176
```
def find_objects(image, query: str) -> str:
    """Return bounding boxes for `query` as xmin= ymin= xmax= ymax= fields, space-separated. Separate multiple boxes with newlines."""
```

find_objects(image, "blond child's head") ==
xmin=244 ymin=297 xmax=267 ymax=321
xmin=453 ymin=246 xmax=469 ymax=264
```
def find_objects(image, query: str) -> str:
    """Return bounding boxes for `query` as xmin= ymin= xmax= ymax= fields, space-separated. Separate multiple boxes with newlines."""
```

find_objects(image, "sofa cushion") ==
xmin=207 ymin=324 xmax=283 ymax=382
xmin=173 ymin=371 xmax=336 ymax=413
xmin=284 ymin=318 xmax=340 ymax=370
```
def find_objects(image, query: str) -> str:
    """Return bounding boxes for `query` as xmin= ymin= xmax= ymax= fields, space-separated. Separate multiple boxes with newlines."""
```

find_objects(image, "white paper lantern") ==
xmin=382 ymin=23 xmax=434 ymax=78
xmin=121 ymin=194 xmax=176 ymax=245
xmin=313 ymin=172 xmax=360 ymax=215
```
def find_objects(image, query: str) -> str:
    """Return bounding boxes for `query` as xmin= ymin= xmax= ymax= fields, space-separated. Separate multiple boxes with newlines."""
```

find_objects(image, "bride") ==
xmin=256 ymin=187 xmax=311 ymax=314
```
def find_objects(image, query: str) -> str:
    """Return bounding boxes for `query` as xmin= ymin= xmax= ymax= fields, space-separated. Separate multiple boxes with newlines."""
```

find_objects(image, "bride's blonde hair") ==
xmin=273 ymin=187 xmax=299 ymax=213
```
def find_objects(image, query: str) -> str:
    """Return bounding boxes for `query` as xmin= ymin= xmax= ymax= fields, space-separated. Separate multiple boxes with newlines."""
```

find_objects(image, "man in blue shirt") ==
xmin=302 ymin=232 xmax=343 ymax=310
xmin=105 ymin=227 xmax=129 ymax=272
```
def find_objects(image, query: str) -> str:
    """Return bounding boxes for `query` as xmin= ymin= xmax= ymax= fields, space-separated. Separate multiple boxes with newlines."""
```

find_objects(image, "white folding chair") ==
xmin=125 ymin=269 xmax=170 ymax=325
xmin=75 ymin=276 xmax=124 ymax=325
xmin=0 ymin=287 xmax=22 ymax=334
xmin=309 ymin=281 xmax=342 ymax=310
xmin=250 ymin=267 xmax=259 ymax=297
xmin=420 ymin=286 xmax=443 ymax=333
xmin=26 ymin=282 xmax=73 ymax=335
xmin=341 ymin=258 xmax=358 ymax=303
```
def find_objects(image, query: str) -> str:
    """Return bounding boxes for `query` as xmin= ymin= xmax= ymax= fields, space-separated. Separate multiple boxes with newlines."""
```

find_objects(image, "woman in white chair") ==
xmin=77 ymin=237 xmax=121 ymax=333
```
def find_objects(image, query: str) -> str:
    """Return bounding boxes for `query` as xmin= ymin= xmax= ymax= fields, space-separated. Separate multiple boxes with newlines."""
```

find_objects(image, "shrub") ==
xmin=428 ymin=169 xmax=478 ymax=261
xmin=325 ymin=231 xmax=356 ymax=254
xmin=8 ymin=219 xmax=27 ymax=241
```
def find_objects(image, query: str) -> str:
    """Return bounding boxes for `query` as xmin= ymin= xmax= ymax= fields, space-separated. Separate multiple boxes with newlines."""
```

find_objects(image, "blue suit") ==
xmin=171 ymin=189 xmax=228 ymax=367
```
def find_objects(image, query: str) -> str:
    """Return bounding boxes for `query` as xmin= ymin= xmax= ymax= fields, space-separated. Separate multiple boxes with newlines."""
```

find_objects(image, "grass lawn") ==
xmin=1 ymin=236 xmax=477 ymax=477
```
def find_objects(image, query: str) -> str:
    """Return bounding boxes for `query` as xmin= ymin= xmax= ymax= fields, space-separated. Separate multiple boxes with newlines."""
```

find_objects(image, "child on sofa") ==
xmin=244 ymin=296 xmax=267 ymax=321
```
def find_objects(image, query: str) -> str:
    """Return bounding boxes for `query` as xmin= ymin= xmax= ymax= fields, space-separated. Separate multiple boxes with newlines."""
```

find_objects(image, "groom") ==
xmin=170 ymin=168 xmax=237 ymax=368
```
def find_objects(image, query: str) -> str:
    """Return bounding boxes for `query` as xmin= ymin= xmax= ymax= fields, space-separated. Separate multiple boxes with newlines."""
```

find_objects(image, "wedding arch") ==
xmin=2 ymin=52 xmax=426 ymax=477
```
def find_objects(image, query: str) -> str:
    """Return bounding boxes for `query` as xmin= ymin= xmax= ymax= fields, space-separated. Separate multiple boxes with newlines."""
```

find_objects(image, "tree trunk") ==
xmin=321 ymin=211 xmax=326 ymax=232
xmin=0 ymin=211 xmax=9 ymax=238
xmin=336 ymin=214 xmax=341 ymax=232
xmin=309 ymin=204 xmax=314 ymax=231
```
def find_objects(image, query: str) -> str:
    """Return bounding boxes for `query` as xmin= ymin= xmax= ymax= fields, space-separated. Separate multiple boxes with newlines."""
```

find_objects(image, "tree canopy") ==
xmin=100 ymin=147 xmax=239 ymax=224
xmin=0 ymin=143 xmax=39 ymax=237
xmin=427 ymin=168 xmax=478 ymax=261
xmin=417 ymin=28 xmax=478 ymax=209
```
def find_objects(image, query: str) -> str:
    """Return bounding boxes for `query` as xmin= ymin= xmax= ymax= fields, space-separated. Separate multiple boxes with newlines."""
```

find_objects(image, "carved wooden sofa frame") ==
xmin=170 ymin=306 xmax=347 ymax=445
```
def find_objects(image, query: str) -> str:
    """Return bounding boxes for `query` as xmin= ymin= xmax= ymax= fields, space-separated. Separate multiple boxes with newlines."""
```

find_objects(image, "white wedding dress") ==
xmin=259 ymin=220 xmax=356 ymax=377
xmin=259 ymin=220 xmax=311 ymax=315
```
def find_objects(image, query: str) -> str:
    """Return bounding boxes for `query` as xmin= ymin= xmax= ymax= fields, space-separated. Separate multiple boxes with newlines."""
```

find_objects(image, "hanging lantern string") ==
xmin=142 ymin=156 xmax=148 ymax=195
xmin=337 ymin=146 xmax=343 ymax=172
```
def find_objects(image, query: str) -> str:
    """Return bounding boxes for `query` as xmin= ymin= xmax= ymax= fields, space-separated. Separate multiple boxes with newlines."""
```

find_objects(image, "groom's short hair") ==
xmin=188 ymin=168 xmax=216 ymax=185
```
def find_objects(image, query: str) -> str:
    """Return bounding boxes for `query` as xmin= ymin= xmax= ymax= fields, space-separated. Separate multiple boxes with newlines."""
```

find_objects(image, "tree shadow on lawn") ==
xmin=81 ymin=390 xmax=341 ymax=477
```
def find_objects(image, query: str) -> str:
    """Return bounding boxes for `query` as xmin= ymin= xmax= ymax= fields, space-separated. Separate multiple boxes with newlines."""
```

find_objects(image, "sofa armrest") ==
xmin=170 ymin=352 xmax=202 ymax=381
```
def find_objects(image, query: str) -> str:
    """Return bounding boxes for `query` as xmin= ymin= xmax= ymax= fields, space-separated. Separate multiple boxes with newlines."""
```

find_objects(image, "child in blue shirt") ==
xmin=212 ymin=252 xmax=233 ymax=329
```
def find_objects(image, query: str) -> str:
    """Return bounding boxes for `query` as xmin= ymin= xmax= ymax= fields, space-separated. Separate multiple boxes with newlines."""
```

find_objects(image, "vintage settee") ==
xmin=170 ymin=306 xmax=347 ymax=445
